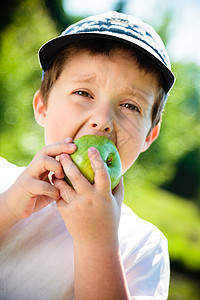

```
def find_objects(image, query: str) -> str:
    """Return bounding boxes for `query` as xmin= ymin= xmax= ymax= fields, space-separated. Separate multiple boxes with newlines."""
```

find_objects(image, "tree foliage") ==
xmin=0 ymin=0 xmax=23 ymax=31
xmin=0 ymin=0 xmax=58 ymax=164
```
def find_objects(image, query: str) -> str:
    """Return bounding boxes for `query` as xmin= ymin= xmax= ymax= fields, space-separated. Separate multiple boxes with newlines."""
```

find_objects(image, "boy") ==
xmin=0 ymin=11 xmax=175 ymax=299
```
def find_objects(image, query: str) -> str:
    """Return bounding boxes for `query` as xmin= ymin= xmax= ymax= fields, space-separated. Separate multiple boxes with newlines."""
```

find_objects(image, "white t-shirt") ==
xmin=0 ymin=157 xmax=170 ymax=300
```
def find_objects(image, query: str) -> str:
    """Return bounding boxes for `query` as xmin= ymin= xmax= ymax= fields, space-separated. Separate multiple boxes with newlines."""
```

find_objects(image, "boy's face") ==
xmin=34 ymin=49 xmax=160 ymax=174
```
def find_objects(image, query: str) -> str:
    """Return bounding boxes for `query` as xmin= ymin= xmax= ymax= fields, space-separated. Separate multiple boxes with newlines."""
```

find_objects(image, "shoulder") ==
xmin=0 ymin=157 xmax=25 ymax=192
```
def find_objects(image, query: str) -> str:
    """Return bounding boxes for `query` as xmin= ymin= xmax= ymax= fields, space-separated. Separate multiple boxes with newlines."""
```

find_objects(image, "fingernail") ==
xmin=68 ymin=143 xmax=76 ymax=148
xmin=60 ymin=153 xmax=67 ymax=161
xmin=88 ymin=147 xmax=97 ymax=154
xmin=64 ymin=137 xmax=72 ymax=142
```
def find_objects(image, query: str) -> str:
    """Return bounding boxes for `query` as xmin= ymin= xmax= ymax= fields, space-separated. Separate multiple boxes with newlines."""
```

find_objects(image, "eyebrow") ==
xmin=71 ymin=73 xmax=97 ymax=83
xmin=122 ymin=86 xmax=153 ymax=107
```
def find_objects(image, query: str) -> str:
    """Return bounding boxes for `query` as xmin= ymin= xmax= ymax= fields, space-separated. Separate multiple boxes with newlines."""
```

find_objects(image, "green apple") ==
xmin=64 ymin=135 xmax=122 ymax=190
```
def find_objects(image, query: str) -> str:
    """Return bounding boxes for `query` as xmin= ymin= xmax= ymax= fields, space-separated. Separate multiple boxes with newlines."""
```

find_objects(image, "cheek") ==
xmin=43 ymin=103 xmax=90 ymax=145
xmin=117 ymin=128 xmax=147 ymax=173
xmin=44 ymin=109 xmax=69 ymax=144
xmin=44 ymin=121 xmax=64 ymax=144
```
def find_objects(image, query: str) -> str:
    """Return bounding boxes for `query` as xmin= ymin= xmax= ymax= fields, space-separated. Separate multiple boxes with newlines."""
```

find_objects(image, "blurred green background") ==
xmin=0 ymin=0 xmax=199 ymax=298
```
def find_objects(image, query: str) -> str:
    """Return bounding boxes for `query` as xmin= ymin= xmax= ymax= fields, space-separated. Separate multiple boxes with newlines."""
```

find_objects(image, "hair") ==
xmin=40 ymin=38 xmax=167 ymax=134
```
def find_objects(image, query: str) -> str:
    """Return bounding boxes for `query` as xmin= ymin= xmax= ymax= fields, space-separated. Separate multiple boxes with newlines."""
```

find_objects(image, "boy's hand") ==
xmin=53 ymin=147 xmax=124 ymax=247
xmin=53 ymin=148 xmax=130 ymax=300
xmin=3 ymin=138 xmax=76 ymax=221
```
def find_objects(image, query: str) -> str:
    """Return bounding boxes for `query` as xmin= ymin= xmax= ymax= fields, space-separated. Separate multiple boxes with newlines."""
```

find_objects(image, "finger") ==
xmin=36 ymin=138 xmax=76 ymax=158
xmin=34 ymin=195 xmax=57 ymax=212
xmin=88 ymin=147 xmax=111 ymax=193
xmin=59 ymin=154 xmax=92 ymax=194
xmin=112 ymin=177 xmax=124 ymax=207
xmin=27 ymin=155 xmax=65 ymax=179
xmin=29 ymin=179 xmax=60 ymax=200
xmin=53 ymin=177 xmax=76 ymax=204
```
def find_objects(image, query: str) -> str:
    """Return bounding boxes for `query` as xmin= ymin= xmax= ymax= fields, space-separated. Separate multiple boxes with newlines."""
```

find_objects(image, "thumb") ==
xmin=112 ymin=176 xmax=124 ymax=208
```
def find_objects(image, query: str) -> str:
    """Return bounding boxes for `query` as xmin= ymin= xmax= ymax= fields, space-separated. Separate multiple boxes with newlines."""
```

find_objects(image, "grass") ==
xmin=169 ymin=270 xmax=200 ymax=300
xmin=123 ymin=177 xmax=200 ymax=272
xmin=123 ymin=177 xmax=200 ymax=299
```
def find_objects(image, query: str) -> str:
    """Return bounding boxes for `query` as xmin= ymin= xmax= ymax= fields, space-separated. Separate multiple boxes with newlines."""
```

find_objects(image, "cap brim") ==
xmin=39 ymin=32 xmax=175 ymax=93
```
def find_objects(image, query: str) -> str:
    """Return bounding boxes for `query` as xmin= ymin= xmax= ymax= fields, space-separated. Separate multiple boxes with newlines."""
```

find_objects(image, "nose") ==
xmin=89 ymin=103 xmax=113 ymax=134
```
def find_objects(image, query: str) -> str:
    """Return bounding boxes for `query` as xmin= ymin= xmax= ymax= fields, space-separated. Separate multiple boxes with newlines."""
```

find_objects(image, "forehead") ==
xmin=65 ymin=45 xmax=136 ymax=65
xmin=62 ymin=47 xmax=155 ymax=78
xmin=62 ymin=43 xmax=159 ymax=83
xmin=61 ymin=48 xmax=158 ymax=87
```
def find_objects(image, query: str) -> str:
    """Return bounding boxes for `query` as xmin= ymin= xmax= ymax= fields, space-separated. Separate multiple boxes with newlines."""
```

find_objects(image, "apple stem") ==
xmin=106 ymin=157 xmax=113 ymax=165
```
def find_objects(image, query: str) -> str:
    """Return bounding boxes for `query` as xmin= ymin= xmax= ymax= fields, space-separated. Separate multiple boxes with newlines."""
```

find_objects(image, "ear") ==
xmin=33 ymin=90 xmax=47 ymax=127
xmin=141 ymin=122 xmax=161 ymax=152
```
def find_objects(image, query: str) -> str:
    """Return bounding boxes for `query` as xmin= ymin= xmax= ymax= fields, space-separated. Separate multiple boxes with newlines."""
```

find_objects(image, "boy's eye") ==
xmin=74 ymin=91 xmax=93 ymax=98
xmin=120 ymin=103 xmax=140 ymax=113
